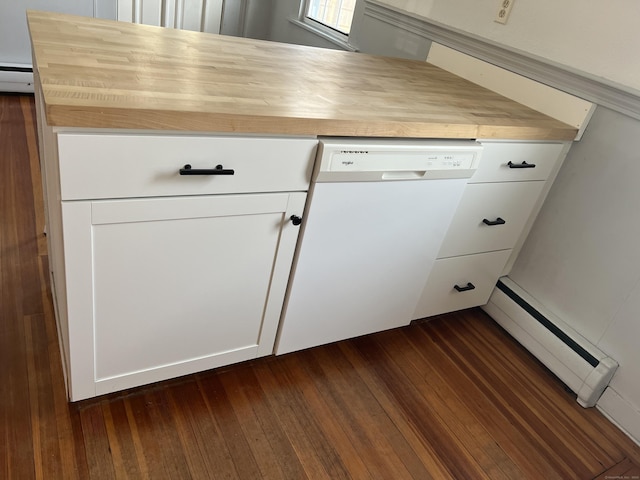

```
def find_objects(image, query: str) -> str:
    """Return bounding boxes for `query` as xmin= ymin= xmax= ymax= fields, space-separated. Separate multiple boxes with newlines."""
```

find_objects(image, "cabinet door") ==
xmin=61 ymin=192 xmax=305 ymax=400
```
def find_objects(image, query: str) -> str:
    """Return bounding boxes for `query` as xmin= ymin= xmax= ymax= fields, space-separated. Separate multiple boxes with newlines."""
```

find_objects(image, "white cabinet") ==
xmin=413 ymin=250 xmax=512 ymax=318
xmin=43 ymin=132 xmax=317 ymax=400
xmin=413 ymin=141 xmax=568 ymax=320
xmin=467 ymin=142 xmax=565 ymax=183
xmin=56 ymin=134 xmax=314 ymax=200
xmin=438 ymin=181 xmax=545 ymax=258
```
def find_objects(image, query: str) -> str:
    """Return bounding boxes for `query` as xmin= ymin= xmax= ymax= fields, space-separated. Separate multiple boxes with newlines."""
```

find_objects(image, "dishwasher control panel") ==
xmin=315 ymin=138 xmax=483 ymax=182
xmin=329 ymin=151 xmax=476 ymax=172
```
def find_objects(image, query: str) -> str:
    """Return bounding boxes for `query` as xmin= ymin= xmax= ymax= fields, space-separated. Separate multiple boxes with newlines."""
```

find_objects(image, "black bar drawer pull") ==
xmin=179 ymin=164 xmax=235 ymax=175
xmin=507 ymin=161 xmax=536 ymax=169
xmin=483 ymin=217 xmax=506 ymax=226
xmin=454 ymin=282 xmax=476 ymax=292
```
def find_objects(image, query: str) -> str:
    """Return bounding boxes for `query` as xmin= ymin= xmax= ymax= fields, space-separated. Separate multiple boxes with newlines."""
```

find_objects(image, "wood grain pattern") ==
xmin=2 ymin=95 xmax=638 ymax=479
xmin=594 ymin=458 xmax=640 ymax=479
xmin=26 ymin=10 xmax=577 ymax=140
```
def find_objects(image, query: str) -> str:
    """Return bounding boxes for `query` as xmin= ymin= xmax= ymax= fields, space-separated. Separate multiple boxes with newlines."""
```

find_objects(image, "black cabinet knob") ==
xmin=290 ymin=215 xmax=302 ymax=226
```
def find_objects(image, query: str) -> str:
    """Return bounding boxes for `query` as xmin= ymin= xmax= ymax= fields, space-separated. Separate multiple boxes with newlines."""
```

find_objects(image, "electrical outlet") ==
xmin=495 ymin=0 xmax=514 ymax=24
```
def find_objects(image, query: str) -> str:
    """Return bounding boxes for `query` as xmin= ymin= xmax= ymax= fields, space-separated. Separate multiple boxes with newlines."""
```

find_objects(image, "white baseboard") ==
xmin=597 ymin=387 xmax=640 ymax=446
xmin=0 ymin=66 xmax=34 ymax=93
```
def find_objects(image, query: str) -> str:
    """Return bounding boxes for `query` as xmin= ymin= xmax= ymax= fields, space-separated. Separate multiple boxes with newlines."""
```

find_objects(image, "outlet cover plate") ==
xmin=495 ymin=0 xmax=515 ymax=24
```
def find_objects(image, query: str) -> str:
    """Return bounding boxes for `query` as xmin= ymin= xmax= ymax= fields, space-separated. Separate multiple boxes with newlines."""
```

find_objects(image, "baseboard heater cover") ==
xmin=483 ymin=277 xmax=618 ymax=408
xmin=0 ymin=65 xmax=34 ymax=93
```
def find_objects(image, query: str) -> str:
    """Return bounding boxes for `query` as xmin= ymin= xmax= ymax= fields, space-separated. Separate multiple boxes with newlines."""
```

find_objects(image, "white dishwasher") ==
xmin=275 ymin=138 xmax=482 ymax=355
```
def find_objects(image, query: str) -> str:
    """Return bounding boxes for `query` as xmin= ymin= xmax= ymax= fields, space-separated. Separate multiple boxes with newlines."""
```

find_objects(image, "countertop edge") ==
xmin=45 ymin=104 xmax=577 ymax=141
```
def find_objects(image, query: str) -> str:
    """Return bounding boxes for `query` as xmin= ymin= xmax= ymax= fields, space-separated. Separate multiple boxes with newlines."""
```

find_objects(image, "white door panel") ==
xmin=276 ymin=178 xmax=468 ymax=355
xmin=117 ymin=0 xmax=223 ymax=33
xmin=61 ymin=191 xmax=306 ymax=400
xmin=93 ymin=209 xmax=280 ymax=380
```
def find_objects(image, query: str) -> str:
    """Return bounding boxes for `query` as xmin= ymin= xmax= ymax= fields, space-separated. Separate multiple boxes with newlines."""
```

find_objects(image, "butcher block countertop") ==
xmin=27 ymin=10 xmax=577 ymax=140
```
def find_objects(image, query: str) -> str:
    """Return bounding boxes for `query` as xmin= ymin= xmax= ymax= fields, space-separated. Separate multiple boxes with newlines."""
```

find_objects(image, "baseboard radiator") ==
xmin=483 ymin=277 xmax=618 ymax=408
xmin=0 ymin=65 xmax=34 ymax=93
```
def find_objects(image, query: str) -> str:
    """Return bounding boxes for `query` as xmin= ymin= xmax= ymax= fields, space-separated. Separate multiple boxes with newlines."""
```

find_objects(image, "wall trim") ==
xmin=364 ymin=0 xmax=640 ymax=121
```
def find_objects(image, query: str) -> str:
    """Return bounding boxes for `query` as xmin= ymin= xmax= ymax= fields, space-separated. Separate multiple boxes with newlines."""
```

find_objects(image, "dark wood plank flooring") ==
xmin=2 ymin=94 xmax=640 ymax=479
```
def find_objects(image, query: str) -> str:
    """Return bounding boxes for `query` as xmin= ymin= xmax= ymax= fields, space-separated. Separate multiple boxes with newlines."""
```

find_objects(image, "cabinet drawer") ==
xmin=471 ymin=142 xmax=565 ymax=183
xmin=438 ymin=181 xmax=545 ymax=258
xmin=57 ymin=134 xmax=318 ymax=200
xmin=413 ymin=250 xmax=511 ymax=320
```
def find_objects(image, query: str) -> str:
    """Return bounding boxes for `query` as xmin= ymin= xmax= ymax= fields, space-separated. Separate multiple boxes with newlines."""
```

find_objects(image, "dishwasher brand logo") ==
xmin=336 ymin=150 xmax=369 ymax=167
xmin=339 ymin=150 xmax=368 ymax=166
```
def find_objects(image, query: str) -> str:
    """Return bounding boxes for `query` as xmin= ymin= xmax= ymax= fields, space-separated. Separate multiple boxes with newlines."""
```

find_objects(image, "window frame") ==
xmin=296 ymin=0 xmax=358 ymax=50
xmin=304 ymin=0 xmax=354 ymax=36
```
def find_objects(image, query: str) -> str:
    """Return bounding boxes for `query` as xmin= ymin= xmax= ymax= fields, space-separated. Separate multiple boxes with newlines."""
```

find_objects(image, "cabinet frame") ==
xmin=34 ymin=82 xmax=316 ymax=400
xmin=413 ymin=140 xmax=571 ymax=320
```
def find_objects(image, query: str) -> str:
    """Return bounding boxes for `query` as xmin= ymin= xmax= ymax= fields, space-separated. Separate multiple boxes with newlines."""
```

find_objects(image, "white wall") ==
xmin=509 ymin=108 xmax=640 ymax=344
xmin=509 ymin=106 xmax=640 ymax=440
xmin=378 ymin=0 xmax=640 ymax=93
xmin=242 ymin=0 xmax=275 ymax=40
xmin=0 ymin=0 xmax=116 ymax=66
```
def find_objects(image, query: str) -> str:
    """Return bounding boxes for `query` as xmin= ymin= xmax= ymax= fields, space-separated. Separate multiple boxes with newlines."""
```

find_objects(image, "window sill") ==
xmin=288 ymin=18 xmax=358 ymax=52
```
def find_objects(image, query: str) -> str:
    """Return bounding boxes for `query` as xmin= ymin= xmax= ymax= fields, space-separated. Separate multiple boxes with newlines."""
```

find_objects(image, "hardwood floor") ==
xmin=2 ymin=93 xmax=640 ymax=479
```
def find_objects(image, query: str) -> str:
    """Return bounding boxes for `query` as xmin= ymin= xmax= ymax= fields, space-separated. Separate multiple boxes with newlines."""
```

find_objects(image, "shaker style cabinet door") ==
xmin=61 ymin=192 xmax=305 ymax=400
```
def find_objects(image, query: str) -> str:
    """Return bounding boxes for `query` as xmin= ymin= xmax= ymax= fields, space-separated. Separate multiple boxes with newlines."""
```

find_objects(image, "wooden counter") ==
xmin=27 ymin=10 xmax=576 ymax=140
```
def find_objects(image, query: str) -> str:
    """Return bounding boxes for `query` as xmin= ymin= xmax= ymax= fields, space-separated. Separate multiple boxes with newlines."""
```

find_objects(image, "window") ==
xmin=304 ymin=0 xmax=356 ymax=36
